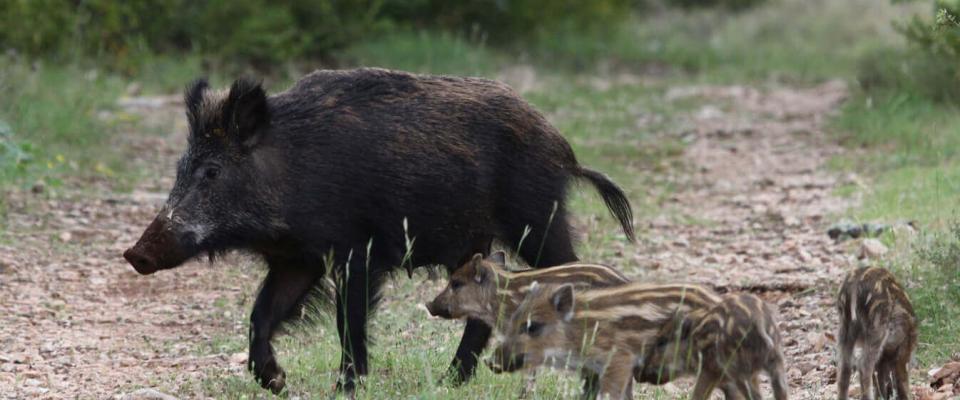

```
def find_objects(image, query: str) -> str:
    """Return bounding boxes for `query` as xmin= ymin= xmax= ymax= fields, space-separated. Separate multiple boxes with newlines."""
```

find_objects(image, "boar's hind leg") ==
xmin=334 ymin=256 xmax=387 ymax=394
xmin=505 ymin=203 xmax=577 ymax=268
xmin=249 ymin=262 xmax=322 ymax=394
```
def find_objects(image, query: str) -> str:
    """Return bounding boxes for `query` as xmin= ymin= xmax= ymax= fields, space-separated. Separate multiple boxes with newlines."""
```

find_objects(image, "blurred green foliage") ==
xmin=0 ymin=0 xmax=634 ymax=71
xmin=661 ymin=0 xmax=767 ymax=11
xmin=858 ymin=0 xmax=960 ymax=102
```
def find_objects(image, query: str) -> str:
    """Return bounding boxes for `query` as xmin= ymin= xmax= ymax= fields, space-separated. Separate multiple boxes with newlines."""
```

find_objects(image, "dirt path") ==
xmin=627 ymin=80 xmax=861 ymax=399
xmin=0 ymin=79 xmax=882 ymax=399
xmin=0 ymin=101 xmax=259 ymax=399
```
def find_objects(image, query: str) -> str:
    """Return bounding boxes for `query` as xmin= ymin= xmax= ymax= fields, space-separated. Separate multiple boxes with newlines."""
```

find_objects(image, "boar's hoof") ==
xmin=335 ymin=375 xmax=362 ymax=396
xmin=251 ymin=358 xmax=286 ymax=394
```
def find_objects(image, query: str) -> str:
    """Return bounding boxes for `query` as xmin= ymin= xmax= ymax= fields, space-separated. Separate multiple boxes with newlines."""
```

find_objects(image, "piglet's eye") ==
xmin=525 ymin=321 xmax=545 ymax=336
xmin=451 ymin=280 xmax=464 ymax=290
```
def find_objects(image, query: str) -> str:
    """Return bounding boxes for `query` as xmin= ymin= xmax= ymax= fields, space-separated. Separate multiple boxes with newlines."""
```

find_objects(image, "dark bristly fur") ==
xmin=121 ymin=68 xmax=636 ymax=394
xmin=488 ymin=282 xmax=720 ymax=400
xmin=639 ymin=293 xmax=789 ymax=400
xmin=837 ymin=267 xmax=917 ymax=400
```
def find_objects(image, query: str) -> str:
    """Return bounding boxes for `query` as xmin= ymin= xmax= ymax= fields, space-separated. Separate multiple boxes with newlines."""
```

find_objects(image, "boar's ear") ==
xmin=184 ymin=78 xmax=209 ymax=122
xmin=486 ymin=251 xmax=507 ymax=267
xmin=223 ymin=78 xmax=269 ymax=149
xmin=551 ymin=284 xmax=575 ymax=322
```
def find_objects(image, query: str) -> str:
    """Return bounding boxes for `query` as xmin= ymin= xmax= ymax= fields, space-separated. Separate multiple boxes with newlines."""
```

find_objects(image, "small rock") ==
xmin=229 ymin=352 xmax=247 ymax=365
xmin=858 ymin=239 xmax=888 ymax=260
xmin=796 ymin=248 xmax=813 ymax=263
xmin=126 ymin=82 xmax=143 ymax=96
xmin=797 ymin=362 xmax=816 ymax=375
xmin=58 ymin=231 xmax=72 ymax=243
xmin=120 ymin=388 xmax=179 ymax=400
xmin=31 ymin=181 xmax=45 ymax=194
xmin=696 ymin=105 xmax=724 ymax=120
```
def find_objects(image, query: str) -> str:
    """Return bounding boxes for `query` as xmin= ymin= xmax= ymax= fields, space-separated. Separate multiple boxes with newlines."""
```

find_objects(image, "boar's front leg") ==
xmin=334 ymin=255 xmax=386 ymax=395
xmin=448 ymin=318 xmax=493 ymax=384
xmin=248 ymin=260 xmax=322 ymax=394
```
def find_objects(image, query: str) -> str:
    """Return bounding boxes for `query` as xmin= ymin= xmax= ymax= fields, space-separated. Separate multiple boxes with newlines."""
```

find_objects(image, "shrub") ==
xmin=916 ymin=220 xmax=960 ymax=274
xmin=379 ymin=0 xmax=632 ymax=42
xmin=658 ymin=0 xmax=767 ymax=11
xmin=860 ymin=0 xmax=960 ymax=101
xmin=0 ymin=0 xmax=632 ymax=70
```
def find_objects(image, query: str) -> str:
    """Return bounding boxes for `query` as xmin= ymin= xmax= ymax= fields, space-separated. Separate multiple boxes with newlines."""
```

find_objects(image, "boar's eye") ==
xmin=196 ymin=165 xmax=220 ymax=180
xmin=450 ymin=280 xmax=464 ymax=290
xmin=525 ymin=321 xmax=545 ymax=337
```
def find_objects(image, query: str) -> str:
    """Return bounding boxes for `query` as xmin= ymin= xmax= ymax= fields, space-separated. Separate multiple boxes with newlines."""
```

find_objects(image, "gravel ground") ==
xmin=0 ymin=78 xmax=931 ymax=399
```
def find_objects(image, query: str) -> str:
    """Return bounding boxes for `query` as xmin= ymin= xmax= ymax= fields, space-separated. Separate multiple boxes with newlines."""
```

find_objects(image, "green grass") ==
xmin=519 ymin=0 xmax=917 ymax=83
xmin=0 ymin=59 xmax=124 ymax=218
xmin=871 ymin=227 xmax=960 ymax=368
xmin=337 ymin=30 xmax=503 ymax=77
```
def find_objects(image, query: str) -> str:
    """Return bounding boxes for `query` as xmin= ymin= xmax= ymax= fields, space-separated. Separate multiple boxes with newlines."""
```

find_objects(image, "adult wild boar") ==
xmin=123 ymin=68 xmax=635 ymax=394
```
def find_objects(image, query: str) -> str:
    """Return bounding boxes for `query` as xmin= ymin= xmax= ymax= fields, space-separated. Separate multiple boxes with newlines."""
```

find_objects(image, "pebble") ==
xmin=120 ymin=388 xmax=179 ymax=400
xmin=858 ymin=238 xmax=889 ymax=260
xmin=229 ymin=352 xmax=247 ymax=365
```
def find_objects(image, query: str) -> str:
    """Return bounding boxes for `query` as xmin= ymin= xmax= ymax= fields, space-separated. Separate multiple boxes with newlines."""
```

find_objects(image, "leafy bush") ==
xmin=657 ymin=0 xmax=767 ymax=11
xmin=0 ymin=0 xmax=389 ymax=70
xmin=916 ymin=220 xmax=960 ymax=274
xmin=380 ymin=0 xmax=631 ymax=42
xmin=0 ymin=0 xmax=632 ymax=70
xmin=860 ymin=0 xmax=960 ymax=101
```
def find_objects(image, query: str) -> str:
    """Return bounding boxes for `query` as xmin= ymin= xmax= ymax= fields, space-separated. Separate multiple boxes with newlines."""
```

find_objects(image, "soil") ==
xmin=0 ymin=78 xmax=924 ymax=399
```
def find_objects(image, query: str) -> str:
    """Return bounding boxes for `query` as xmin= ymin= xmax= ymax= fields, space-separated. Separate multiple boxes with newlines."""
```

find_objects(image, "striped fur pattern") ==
xmin=426 ymin=251 xmax=631 ymax=327
xmin=639 ymin=293 xmax=788 ymax=400
xmin=488 ymin=282 xmax=721 ymax=399
xmin=837 ymin=267 xmax=917 ymax=400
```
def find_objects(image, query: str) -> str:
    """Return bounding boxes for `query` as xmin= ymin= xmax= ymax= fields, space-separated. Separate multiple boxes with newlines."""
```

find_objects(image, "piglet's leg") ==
xmin=858 ymin=333 xmax=888 ymax=400
xmin=893 ymin=360 xmax=910 ymax=400
xmin=597 ymin=351 xmax=635 ymax=400
xmin=719 ymin=381 xmax=745 ymax=400
xmin=690 ymin=371 xmax=721 ymax=400
xmin=837 ymin=339 xmax=855 ymax=400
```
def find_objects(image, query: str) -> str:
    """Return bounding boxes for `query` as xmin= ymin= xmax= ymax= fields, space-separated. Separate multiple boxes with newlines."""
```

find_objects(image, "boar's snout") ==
xmin=425 ymin=299 xmax=451 ymax=319
xmin=123 ymin=247 xmax=158 ymax=275
xmin=124 ymin=214 xmax=194 ymax=275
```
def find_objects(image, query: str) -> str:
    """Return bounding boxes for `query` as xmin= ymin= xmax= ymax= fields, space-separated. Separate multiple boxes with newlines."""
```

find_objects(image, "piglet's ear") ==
xmin=551 ymin=284 xmax=575 ymax=322
xmin=223 ymin=78 xmax=269 ymax=148
xmin=474 ymin=262 xmax=490 ymax=284
xmin=486 ymin=251 xmax=507 ymax=267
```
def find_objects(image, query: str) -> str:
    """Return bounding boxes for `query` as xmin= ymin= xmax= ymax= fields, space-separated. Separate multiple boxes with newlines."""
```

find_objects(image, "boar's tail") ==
xmin=298 ymin=277 xmax=338 ymax=322
xmin=577 ymin=167 xmax=636 ymax=242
